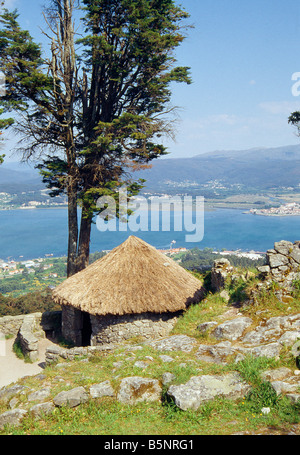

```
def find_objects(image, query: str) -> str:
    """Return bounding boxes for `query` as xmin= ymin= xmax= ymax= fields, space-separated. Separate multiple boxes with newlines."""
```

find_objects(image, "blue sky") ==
xmin=2 ymin=0 xmax=300 ymax=159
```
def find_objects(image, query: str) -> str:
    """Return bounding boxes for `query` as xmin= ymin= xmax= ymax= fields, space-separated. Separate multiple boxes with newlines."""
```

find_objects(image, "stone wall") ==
xmin=0 ymin=311 xmax=62 ymax=360
xmin=0 ymin=315 xmax=25 ymax=337
xmin=17 ymin=314 xmax=41 ymax=362
xmin=90 ymin=311 xmax=182 ymax=346
xmin=0 ymin=311 xmax=62 ymax=338
xmin=257 ymin=240 xmax=300 ymax=287
xmin=210 ymin=258 xmax=233 ymax=292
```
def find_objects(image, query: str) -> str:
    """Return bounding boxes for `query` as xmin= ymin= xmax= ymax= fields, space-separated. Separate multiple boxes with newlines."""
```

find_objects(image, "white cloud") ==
xmin=259 ymin=101 xmax=300 ymax=115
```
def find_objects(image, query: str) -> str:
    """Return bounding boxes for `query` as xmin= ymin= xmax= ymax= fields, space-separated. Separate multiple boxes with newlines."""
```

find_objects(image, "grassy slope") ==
xmin=1 ymin=269 xmax=300 ymax=436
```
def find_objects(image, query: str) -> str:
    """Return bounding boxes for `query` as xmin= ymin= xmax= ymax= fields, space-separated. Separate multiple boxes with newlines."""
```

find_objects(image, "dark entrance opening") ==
xmin=81 ymin=311 xmax=92 ymax=346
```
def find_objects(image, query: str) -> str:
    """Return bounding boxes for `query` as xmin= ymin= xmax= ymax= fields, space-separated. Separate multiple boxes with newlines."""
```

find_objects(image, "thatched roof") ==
xmin=52 ymin=236 xmax=204 ymax=316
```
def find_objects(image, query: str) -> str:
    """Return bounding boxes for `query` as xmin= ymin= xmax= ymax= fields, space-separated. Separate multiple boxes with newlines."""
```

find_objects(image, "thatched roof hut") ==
xmin=53 ymin=236 xmax=204 ymax=317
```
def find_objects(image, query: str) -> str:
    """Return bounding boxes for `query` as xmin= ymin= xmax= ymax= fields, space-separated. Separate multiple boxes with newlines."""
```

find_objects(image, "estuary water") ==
xmin=1 ymin=207 xmax=300 ymax=260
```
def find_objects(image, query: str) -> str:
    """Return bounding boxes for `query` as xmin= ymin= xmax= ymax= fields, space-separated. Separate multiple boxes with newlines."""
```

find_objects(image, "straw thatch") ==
xmin=52 ymin=236 xmax=204 ymax=316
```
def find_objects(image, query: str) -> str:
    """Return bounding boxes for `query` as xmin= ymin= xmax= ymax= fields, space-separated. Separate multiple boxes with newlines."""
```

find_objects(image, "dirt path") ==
xmin=0 ymin=337 xmax=55 ymax=389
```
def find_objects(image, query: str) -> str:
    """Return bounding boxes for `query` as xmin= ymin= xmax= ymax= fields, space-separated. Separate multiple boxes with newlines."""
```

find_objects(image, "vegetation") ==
xmin=1 ymin=278 xmax=299 ymax=435
xmin=175 ymin=247 xmax=266 ymax=272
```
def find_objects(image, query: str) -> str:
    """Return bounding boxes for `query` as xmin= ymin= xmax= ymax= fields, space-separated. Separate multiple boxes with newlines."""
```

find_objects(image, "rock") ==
xmin=220 ymin=290 xmax=230 ymax=302
xmin=134 ymin=361 xmax=149 ymax=369
xmin=162 ymin=373 xmax=176 ymax=386
xmin=268 ymin=253 xmax=289 ymax=269
xmin=197 ymin=321 xmax=218 ymax=333
xmin=149 ymin=335 xmax=197 ymax=352
xmin=53 ymin=386 xmax=89 ymax=408
xmin=212 ymin=317 xmax=253 ymax=341
xmin=167 ymin=373 xmax=251 ymax=411
xmin=285 ymin=394 xmax=300 ymax=403
xmin=29 ymin=402 xmax=55 ymax=418
xmin=89 ymin=381 xmax=114 ymax=399
xmin=117 ymin=377 xmax=161 ymax=404
xmin=0 ymin=409 xmax=28 ymax=430
xmin=278 ymin=331 xmax=300 ymax=346
xmin=290 ymin=248 xmax=300 ymax=264
xmin=27 ymin=387 xmax=51 ymax=402
xmin=274 ymin=241 xmax=293 ymax=256
xmin=270 ymin=381 xmax=299 ymax=395
xmin=237 ymin=342 xmax=282 ymax=360
xmin=196 ymin=341 xmax=237 ymax=364
xmin=159 ymin=355 xmax=174 ymax=363
xmin=208 ymin=341 xmax=236 ymax=363
xmin=257 ymin=265 xmax=271 ymax=275
xmin=260 ymin=367 xmax=293 ymax=382
xmin=0 ymin=385 xmax=28 ymax=404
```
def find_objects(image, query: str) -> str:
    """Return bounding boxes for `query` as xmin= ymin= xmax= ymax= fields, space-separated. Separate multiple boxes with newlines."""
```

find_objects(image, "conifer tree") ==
xmin=0 ymin=0 xmax=191 ymax=275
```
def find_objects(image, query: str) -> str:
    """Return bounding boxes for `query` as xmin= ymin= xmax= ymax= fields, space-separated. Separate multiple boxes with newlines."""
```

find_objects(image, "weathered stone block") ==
xmin=89 ymin=381 xmax=114 ymax=399
xmin=53 ymin=386 xmax=89 ymax=408
xmin=117 ymin=377 xmax=161 ymax=404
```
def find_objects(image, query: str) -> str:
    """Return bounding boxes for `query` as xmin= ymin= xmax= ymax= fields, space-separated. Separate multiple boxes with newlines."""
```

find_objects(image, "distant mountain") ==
xmin=0 ymin=161 xmax=43 ymax=193
xmin=136 ymin=144 xmax=300 ymax=192
xmin=2 ymin=144 xmax=300 ymax=195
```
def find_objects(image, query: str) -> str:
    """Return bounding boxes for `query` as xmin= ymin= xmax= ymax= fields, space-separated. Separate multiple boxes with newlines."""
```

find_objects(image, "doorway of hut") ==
xmin=81 ymin=311 xmax=92 ymax=346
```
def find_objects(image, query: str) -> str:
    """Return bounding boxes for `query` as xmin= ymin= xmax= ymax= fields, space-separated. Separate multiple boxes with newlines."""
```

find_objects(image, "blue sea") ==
xmin=1 ymin=207 xmax=300 ymax=260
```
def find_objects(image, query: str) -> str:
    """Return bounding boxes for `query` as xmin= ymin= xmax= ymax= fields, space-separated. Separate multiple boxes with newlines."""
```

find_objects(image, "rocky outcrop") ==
xmin=167 ymin=372 xmax=251 ymax=411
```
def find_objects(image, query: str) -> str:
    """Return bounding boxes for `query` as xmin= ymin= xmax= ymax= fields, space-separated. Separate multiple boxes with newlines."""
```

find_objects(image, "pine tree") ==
xmin=0 ymin=0 xmax=191 ymax=275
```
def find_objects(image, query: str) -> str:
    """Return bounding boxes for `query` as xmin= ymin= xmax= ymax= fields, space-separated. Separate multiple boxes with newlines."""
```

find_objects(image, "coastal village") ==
xmin=250 ymin=202 xmax=300 ymax=216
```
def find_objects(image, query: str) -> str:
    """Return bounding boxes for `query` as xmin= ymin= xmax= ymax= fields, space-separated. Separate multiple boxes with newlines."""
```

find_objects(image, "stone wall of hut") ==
xmin=61 ymin=304 xmax=182 ymax=347
xmin=90 ymin=312 xmax=181 ymax=346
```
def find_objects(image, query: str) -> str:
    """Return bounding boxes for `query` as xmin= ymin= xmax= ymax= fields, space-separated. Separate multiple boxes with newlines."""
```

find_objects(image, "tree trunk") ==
xmin=67 ymin=176 xmax=78 ymax=277
xmin=76 ymin=208 xmax=92 ymax=273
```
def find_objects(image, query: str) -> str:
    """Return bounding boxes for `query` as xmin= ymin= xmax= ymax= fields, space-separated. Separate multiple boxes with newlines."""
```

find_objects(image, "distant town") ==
xmin=249 ymin=202 xmax=300 ymax=217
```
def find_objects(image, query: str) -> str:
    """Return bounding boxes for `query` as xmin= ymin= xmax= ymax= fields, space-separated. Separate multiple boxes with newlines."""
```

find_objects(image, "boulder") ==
xmin=53 ymin=386 xmax=89 ymax=408
xmin=0 ymin=409 xmax=28 ymax=430
xmin=167 ymin=373 xmax=251 ymax=411
xmin=117 ymin=377 xmax=161 ymax=404
xmin=29 ymin=402 xmax=55 ymax=418
xmin=89 ymin=381 xmax=114 ymax=399
xmin=27 ymin=387 xmax=51 ymax=402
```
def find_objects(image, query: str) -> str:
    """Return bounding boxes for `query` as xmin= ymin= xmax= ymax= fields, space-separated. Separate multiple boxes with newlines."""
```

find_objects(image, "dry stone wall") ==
xmin=90 ymin=311 xmax=182 ymax=346
xmin=0 ymin=312 xmax=61 ymax=338
xmin=0 ymin=311 xmax=62 ymax=361
xmin=257 ymin=240 xmax=300 ymax=287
